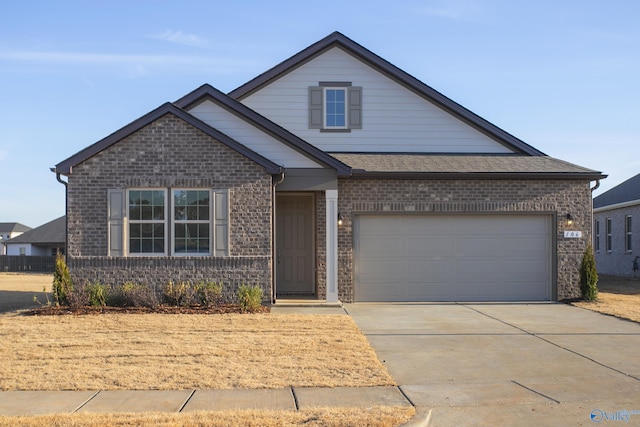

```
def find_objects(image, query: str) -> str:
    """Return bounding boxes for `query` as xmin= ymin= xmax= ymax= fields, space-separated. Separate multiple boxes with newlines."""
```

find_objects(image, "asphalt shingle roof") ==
xmin=331 ymin=154 xmax=603 ymax=178
xmin=593 ymin=172 xmax=640 ymax=208
xmin=7 ymin=216 xmax=65 ymax=244
xmin=0 ymin=223 xmax=31 ymax=234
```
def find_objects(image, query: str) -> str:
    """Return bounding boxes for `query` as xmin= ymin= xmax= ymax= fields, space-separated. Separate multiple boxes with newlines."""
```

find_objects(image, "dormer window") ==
xmin=309 ymin=82 xmax=362 ymax=132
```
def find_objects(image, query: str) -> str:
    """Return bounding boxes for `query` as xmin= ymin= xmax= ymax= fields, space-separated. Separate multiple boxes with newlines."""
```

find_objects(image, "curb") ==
xmin=401 ymin=407 xmax=431 ymax=427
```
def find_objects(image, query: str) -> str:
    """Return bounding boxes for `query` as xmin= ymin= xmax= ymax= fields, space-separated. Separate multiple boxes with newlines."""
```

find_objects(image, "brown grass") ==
xmin=0 ymin=272 xmax=393 ymax=391
xmin=0 ymin=407 xmax=415 ymax=427
xmin=571 ymin=274 xmax=640 ymax=323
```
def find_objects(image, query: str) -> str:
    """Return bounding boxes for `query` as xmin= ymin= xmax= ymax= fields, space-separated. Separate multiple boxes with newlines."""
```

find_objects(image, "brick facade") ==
xmin=66 ymin=114 xmax=274 ymax=302
xmin=333 ymin=178 xmax=594 ymax=302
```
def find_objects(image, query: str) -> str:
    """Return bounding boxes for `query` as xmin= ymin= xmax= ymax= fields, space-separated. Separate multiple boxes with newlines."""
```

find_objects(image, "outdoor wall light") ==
xmin=338 ymin=212 xmax=344 ymax=226
xmin=566 ymin=213 xmax=574 ymax=226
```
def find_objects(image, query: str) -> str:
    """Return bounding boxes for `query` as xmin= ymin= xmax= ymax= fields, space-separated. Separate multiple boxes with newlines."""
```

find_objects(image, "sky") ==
xmin=1 ymin=0 xmax=638 ymax=228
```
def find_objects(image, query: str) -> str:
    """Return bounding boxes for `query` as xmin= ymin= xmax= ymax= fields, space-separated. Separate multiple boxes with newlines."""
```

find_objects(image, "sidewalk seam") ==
xmin=290 ymin=386 xmax=300 ymax=411
xmin=177 ymin=389 xmax=196 ymax=412
xmin=72 ymin=390 xmax=101 ymax=413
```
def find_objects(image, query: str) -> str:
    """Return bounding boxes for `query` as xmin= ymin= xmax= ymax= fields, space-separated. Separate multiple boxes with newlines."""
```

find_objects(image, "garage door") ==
xmin=354 ymin=215 xmax=552 ymax=302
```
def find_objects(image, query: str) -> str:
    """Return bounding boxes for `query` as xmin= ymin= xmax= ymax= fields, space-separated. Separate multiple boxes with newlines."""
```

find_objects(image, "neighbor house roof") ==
xmin=229 ymin=31 xmax=545 ymax=156
xmin=54 ymin=103 xmax=282 ymax=175
xmin=0 ymin=223 xmax=31 ymax=234
xmin=333 ymin=153 xmax=606 ymax=180
xmin=7 ymin=216 xmax=65 ymax=245
xmin=594 ymin=172 xmax=640 ymax=209
xmin=174 ymin=84 xmax=351 ymax=177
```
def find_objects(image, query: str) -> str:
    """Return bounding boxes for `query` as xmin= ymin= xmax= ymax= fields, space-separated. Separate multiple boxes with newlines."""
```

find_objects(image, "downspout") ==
xmin=590 ymin=179 xmax=601 ymax=250
xmin=271 ymin=170 xmax=285 ymax=304
xmin=54 ymin=171 xmax=69 ymax=258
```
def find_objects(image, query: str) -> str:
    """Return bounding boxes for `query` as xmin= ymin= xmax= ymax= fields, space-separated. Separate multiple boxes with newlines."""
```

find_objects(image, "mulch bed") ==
xmin=23 ymin=304 xmax=270 ymax=316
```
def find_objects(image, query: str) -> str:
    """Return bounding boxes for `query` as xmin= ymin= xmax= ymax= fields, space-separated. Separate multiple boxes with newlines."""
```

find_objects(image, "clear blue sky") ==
xmin=1 ymin=1 xmax=638 ymax=227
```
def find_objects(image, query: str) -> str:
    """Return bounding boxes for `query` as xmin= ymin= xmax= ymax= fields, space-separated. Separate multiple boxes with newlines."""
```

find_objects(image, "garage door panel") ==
xmin=355 ymin=215 xmax=551 ymax=302
xmin=407 ymin=237 xmax=454 ymax=255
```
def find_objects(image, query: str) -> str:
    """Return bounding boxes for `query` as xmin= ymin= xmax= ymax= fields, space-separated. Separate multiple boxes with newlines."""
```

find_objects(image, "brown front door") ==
xmin=276 ymin=195 xmax=314 ymax=296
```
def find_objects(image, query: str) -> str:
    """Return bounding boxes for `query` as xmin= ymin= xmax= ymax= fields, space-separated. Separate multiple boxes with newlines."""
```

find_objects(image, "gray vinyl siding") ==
xmin=241 ymin=47 xmax=513 ymax=154
xmin=188 ymin=100 xmax=323 ymax=168
xmin=594 ymin=203 xmax=640 ymax=276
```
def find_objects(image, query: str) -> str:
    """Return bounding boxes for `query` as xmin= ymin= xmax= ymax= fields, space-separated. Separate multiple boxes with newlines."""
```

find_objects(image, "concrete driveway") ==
xmin=344 ymin=302 xmax=640 ymax=426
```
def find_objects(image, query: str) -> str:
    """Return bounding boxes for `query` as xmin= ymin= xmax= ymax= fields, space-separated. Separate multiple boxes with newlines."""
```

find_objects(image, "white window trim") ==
xmin=594 ymin=220 xmax=600 ymax=253
xmin=323 ymin=87 xmax=348 ymax=129
xmin=171 ymin=188 xmax=213 ymax=257
xmin=606 ymin=218 xmax=612 ymax=253
xmin=126 ymin=188 xmax=168 ymax=257
xmin=625 ymin=215 xmax=633 ymax=253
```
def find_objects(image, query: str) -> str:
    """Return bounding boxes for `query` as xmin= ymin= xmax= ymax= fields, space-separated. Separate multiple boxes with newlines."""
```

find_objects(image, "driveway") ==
xmin=344 ymin=303 xmax=640 ymax=426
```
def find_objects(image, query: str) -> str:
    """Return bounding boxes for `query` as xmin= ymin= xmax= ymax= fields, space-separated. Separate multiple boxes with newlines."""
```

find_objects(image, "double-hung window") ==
xmin=606 ymin=218 xmax=612 ymax=252
xmin=128 ymin=189 xmax=167 ymax=255
xmin=108 ymin=188 xmax=228 ymax=257
xmin=594 ymin=220 xmax=600 ymax=253
xmin=309 ymin=82 xmax=362 ymax=131
xmin=173 ymin=190 xmax=211 ymax=254
xmin=625 ymin=215 xmax=633 ymax=252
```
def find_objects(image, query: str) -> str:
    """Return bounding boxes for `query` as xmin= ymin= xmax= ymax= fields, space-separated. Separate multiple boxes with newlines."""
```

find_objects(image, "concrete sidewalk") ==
xmin=0 ymin=386 xmax=414 ymax=416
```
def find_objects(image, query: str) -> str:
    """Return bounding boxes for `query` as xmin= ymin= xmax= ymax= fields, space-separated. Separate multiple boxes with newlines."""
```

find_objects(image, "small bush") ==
xmin=52 ymin=253 xmax=73 ymax=306
xmin=111 ymin=282 xmax=158 ymax=308
xmin=237 ymin=284 xmax=263 ymax=312
xmin=580 ymin=243 xmax=598 ymax=301
xmin=195 ymin=281 xmax=223 ymax=307
xmin=86 ymin=282 xmax=108 ymax=307
xmin=162 ymin=281 xmax=197 ymax=306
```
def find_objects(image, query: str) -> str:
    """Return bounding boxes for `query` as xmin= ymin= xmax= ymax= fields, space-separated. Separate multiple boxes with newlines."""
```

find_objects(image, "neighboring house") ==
xmin=593 ymin=173 xmax=640 ymax=277
xmin=5 ymin=216 xmax=65 ymax=256
xmin=52 ymin=32 xmax=604 ymax=303
xmin=0 ymin=223 xmax=31 ymax=255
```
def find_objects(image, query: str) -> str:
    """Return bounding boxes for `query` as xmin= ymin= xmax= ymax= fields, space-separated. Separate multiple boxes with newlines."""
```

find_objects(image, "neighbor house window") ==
xmin=625 ymin=215 xmax=632 ymax=252
xmin=128 ymin=189 xmax=167 ymax=255
xmin=173 ymin=190 xmax=211 ymax=254
xmin=606 ymin=218 xmax=612 ymax=252
xmin=594 ymin=220 xmax=600 ymax=252
xmin=309 ymin=82 xmax=362 ymax=131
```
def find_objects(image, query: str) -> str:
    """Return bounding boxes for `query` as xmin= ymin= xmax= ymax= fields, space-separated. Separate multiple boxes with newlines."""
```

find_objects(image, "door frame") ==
xmin=274 ymin=192 xmax=316 ymax=299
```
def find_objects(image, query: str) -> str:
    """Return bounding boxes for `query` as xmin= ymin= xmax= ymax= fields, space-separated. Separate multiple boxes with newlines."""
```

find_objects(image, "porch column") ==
xmin=325 ymin=189 xmax=339 ymax=303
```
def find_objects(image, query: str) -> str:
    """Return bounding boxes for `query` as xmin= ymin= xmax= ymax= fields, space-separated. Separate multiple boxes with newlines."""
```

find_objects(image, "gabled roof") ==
xmin=332 ymin=153 xmax=606 ymax=180
xmin=0 ymin=223 xmax=31 ymax=234
xmin=54 ymin=103 xmax=282 ymax=175
xmin=174 ymin=84 xmax=351 ymax=177
xmin=6 ymin=216 xmax=65 ymax=244
xmin=229 ymin=31 xmax=545 ymax=156
xmin=594 ymin=172 xmax=640 ymax=209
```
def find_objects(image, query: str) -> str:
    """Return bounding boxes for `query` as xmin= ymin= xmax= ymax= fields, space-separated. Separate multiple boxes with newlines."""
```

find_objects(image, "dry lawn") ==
xmin=0 ymin=407 xmax=415 ymax=427
xmin=0 ymin=273 xmax=409 ymax=426
xmin=571 ymin=274 xmax=640 ymax=323
xmin=0 ymin=313 xmax=394 ymax=391
xmin=0 ymin=273 xmax=393 ymax=392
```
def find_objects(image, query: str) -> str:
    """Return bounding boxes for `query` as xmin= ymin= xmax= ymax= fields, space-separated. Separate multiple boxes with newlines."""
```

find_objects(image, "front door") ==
xmin=276 ymin=195 xmax=314 ymax=296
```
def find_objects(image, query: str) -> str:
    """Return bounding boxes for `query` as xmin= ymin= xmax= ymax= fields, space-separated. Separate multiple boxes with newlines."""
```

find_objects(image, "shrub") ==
xmin=194 ymin=281 xmax=223 ymax=307
xmin=111 ymin=282 xmax=158 ymax=308
xmin=86 ymin=282 xmax=108 ymax=307
xmin=162 ymin=281 xmax=196 ymax=306
xmin=580 ymin=243 xmax=598 ymax=301
xmin=237 ymin=284 xmax=263 ymax=312
xmin=52 ymin=253 xmax=73 ymax=306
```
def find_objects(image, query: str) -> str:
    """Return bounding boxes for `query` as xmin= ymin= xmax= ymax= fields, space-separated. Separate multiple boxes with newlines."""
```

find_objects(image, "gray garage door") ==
xmin=354 ymin=215 xmax=552 ymax=302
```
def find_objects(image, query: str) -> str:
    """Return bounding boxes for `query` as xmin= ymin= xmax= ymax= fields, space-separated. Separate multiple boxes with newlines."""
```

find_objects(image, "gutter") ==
xmin=593 ymin=198 xmax=640 ymax=213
